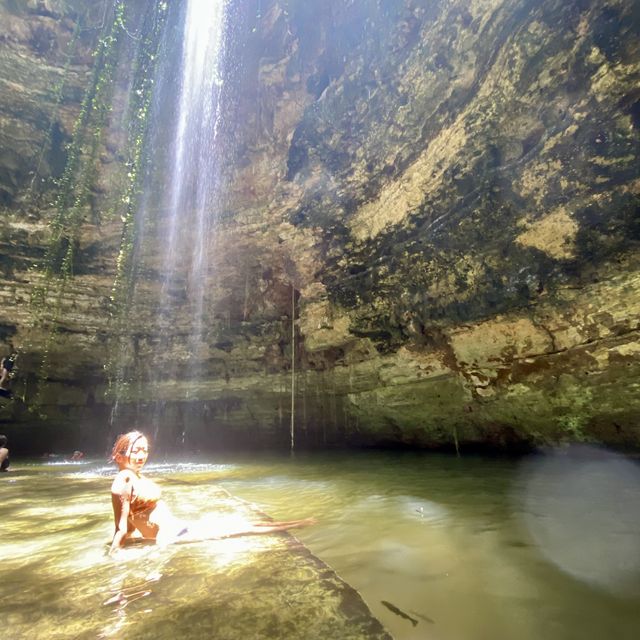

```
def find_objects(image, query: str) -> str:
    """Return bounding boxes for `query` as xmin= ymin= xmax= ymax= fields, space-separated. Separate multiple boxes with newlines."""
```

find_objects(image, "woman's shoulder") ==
xmin=111 ymin=469 xmax=137 ymax=494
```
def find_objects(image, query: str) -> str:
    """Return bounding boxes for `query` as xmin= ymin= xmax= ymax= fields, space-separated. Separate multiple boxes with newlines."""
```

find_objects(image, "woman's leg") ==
xmin=253 ymin=518 xmax=316 ymax=529
xmin=148 ymin=501 xmax=189 ymax=544
xmin=214 ymin=517 xmax=316 ymax=539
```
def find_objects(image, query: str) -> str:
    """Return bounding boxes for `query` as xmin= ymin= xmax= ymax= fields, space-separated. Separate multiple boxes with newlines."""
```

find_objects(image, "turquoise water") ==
xmin=1 ymin=450 xmax=639 ymax=639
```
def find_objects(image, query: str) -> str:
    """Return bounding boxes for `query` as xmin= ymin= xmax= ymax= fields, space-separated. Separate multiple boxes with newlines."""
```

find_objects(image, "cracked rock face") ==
xmin=1 ymin=0 xmax=639 ymax=451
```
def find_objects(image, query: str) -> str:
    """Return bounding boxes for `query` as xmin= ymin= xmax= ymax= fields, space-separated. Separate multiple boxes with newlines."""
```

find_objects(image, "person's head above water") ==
xmin=0 ymin=435 xmax=7 ymax=448
xmin=111 ymin=431 xmax=149 ymax=473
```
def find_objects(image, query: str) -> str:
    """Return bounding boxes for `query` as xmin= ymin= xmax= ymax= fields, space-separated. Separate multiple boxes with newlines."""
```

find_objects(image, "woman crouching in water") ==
xmin=110 ymin=431 xmax=313 ymax=554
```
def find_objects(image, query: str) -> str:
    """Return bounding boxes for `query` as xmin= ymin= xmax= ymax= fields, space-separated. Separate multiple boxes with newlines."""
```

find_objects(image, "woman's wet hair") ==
xmin=0 ymin=435 xmax=7 ymax=448
xmin=111 ymin=431 xmax=146 ymax=461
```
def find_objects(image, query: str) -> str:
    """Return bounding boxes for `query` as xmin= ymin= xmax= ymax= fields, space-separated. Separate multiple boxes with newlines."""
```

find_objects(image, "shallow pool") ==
xmin=1 ymin=449 xmax=639 ymax=639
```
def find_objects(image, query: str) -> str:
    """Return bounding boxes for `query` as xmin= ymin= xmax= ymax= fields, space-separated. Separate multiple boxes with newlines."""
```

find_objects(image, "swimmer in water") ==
xmin=0 ymin=434 xmax=9 ymax=472
xmin=109 ymin=431 xmax=314 ymax=555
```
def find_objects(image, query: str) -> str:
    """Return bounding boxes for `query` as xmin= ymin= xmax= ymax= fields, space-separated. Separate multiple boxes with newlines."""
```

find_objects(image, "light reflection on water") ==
xmin=1 ymin=450 xmax=639 ymax=640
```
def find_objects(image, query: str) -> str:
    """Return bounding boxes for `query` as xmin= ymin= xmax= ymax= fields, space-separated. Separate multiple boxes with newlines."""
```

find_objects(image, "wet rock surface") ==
xmin=1 ymin=0 xmax=639 ymax=450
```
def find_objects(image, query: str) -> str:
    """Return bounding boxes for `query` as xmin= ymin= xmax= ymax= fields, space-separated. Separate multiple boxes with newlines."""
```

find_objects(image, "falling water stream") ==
xmin=162 ymin=0 xmax=229 ymax=344
xmin=109 ymin=0 xmax=234 ymax=440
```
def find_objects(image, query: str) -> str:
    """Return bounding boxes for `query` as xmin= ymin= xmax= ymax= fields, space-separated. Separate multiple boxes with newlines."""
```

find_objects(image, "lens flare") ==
xmin=516 ymin=445 xmax=640 ymax=596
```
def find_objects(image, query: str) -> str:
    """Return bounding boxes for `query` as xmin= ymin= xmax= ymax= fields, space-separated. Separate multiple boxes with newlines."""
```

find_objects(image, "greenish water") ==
xmin=1 ymin=450 xmax=639 ymax=640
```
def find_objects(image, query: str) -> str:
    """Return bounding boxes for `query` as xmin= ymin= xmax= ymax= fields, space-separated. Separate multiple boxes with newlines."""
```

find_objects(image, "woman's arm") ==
xmin=110 ymin=474 xmax=133 ymax=554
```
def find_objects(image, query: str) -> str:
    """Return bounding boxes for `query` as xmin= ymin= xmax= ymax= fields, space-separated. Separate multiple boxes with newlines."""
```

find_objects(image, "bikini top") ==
xmin=129 ymin=474 xmax=161 ymax=515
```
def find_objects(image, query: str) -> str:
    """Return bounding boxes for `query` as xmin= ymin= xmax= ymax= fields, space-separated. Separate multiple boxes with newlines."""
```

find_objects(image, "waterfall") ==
xmin=159 ymin=0 xmax=230 ymax=371
xmin=104 ymin=0 xmax=236 ymax=444
xmin=165 ymin=0 xmax=229 ymax=325
xmin=143 ymin=0 xmax=232 ymax=442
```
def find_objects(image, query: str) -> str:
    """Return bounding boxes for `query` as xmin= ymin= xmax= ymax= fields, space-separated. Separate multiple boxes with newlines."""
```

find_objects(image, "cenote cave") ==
xmin=1 ymin=0 xmax=639 ymax=638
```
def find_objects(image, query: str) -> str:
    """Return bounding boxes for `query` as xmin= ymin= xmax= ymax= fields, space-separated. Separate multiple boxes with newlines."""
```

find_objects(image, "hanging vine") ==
xmin=24 ymin=0 xmax=169 ymax=411
xmin=27 ymin=2 xmax=126 ymax=410
xmin=104 ymin=0 xmax=169 ymax=401
xmin=8 ymin=17 xmax=83 ymax=409
xmin=31 ymin=2 xmax=123 ymax=309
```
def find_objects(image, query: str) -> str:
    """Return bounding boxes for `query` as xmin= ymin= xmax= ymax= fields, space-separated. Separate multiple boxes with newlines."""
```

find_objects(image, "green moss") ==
xmin=27 ymin=0 xmax=170 ymax=408
xmin=559 ymin=415 xmax=591 ymax=442
xmin=105 ymin=0 xmax=170 ymax=400
xmin=27 ymin=3 xmax=125 ymax=410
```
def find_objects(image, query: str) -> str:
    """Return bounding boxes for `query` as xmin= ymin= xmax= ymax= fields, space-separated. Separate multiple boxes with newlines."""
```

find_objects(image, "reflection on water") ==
xmin=1 ymin=450 xmax=639 ymax=640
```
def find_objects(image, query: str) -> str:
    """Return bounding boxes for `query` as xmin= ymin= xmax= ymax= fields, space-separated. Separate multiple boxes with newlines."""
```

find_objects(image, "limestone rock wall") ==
xmin=1 ymin=0 xmax=639 ymax=451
